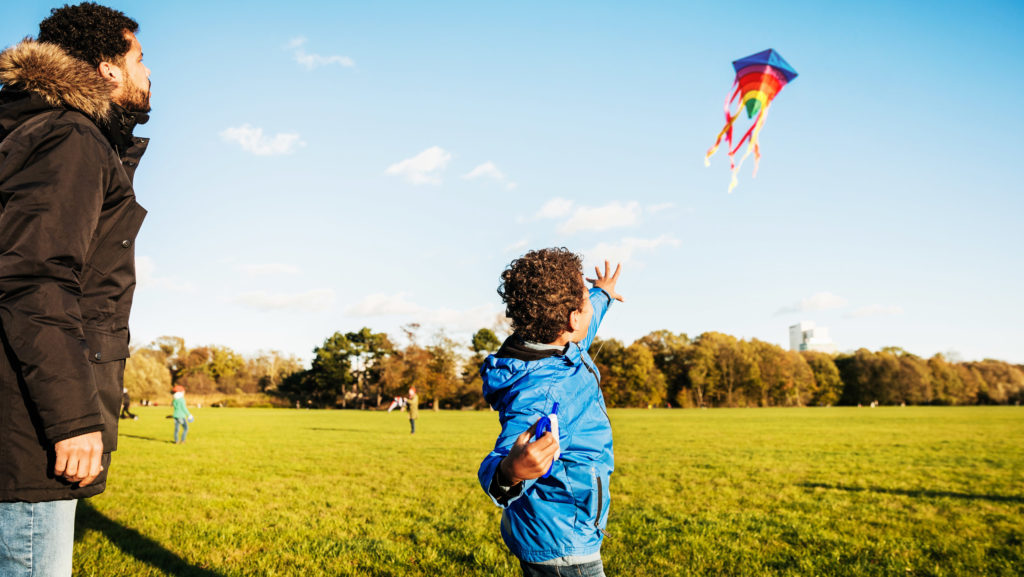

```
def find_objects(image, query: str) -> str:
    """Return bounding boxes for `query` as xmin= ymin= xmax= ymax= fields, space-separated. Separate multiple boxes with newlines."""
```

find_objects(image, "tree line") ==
xmin=124 ymin=328 xmax=1024 ymax=409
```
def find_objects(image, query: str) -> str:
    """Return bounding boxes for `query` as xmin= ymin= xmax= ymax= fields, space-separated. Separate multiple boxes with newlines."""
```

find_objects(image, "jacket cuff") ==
xmin=49 ymin=423 xmax=105 ymax=445
xmin=591 ymin=287 xmax=612 ymax=305
xmin=489 ymin=466 xmax=524 ymax=506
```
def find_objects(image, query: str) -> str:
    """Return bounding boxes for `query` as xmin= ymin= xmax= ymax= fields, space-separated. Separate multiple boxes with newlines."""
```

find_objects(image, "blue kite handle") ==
xmin=535 ymin=402 xmax=560 ymax=478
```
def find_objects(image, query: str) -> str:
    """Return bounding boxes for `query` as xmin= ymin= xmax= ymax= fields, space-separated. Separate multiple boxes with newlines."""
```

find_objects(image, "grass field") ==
xmin=72 ymin=406 xmax=1024 ymax=576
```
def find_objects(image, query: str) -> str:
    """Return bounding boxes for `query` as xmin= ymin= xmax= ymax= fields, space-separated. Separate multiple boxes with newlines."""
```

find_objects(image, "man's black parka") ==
xmin=0 ymin=40 xmax=147 ymax=502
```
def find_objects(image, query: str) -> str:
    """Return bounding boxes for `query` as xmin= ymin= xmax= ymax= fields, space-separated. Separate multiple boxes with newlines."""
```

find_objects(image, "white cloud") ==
xmin=462 ymin=161 xmax=517 ymax=190
xmin=845 ymin=304 xmax=905 ymax=318
xmin=237 ymin=263 xmax=301 ymax=276
xmin=385 ymin=146 xmax=452 ymax=185
xmin=775 ymin=292 xmax=849 ymax=315
xmin=559 ymin=201 xmax=642 ymax=234
xmin=647 ymin=202 xmax=675 ymax=214
xmin=136 ymin=256 xmax=195 ymax=293
xmin=288 ymin=36 xmax=355 ymax=70
xmin=585 ymin=234 xmax=680 ymax=264
xmin=535 ymin=197 xmax=574 ymax=219
xmin=345 ymin=293 xmax=500 ymax=332
xmin=220 ymin=124 xmax=305 ymax=156
xmin=235 ymin=289 xmax=335 ymax=312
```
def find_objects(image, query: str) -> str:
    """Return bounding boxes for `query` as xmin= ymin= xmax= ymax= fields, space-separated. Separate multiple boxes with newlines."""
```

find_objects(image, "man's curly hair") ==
xmin=37 ymin=2 xmax=139 ymax=67
xmin=498 ymin=248 xmax=586 ymax=344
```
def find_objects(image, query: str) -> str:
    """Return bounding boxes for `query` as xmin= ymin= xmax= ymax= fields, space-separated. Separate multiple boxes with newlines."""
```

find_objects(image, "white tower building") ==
xmin=789 ymin=321 xmax=837 ymax=354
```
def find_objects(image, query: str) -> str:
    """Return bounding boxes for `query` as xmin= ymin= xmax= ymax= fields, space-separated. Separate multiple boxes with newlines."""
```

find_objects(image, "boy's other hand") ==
xmin=500 ymin=421 xmax=559 ymax=485
xmin=587 ymin=260 xmax=624 ymax=302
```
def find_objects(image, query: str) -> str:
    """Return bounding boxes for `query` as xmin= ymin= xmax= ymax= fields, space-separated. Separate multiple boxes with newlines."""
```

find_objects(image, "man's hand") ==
xmin=54 ymin=431 xmax=103 ymax=487
xmin=499 ymin=421 xmax=560 ymax=485
xmin=587 ymin=260 xmax=624 ymax=302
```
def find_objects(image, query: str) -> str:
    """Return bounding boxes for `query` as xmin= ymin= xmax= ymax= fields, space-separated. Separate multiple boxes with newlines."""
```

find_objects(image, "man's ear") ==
xmin=97 ymin=61 xmax=123 ymax=86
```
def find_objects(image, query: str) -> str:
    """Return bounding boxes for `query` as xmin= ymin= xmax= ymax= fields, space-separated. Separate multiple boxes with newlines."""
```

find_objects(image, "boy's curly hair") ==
xmin=498 ymin=248 xmax=586 ymax=344
xmin=38 ymin=2 xmax=139 ymax=67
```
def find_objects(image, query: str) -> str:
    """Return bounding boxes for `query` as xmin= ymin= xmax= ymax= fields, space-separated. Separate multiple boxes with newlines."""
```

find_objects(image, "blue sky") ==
xmin=3 ymin=1 xmax=1022 ymax=363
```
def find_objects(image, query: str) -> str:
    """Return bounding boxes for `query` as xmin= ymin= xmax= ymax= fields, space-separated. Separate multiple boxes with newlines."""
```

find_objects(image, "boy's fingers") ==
xmin=611 ymin=262 xmax=621 ymax=280
xmin=515 ymin=422 xmax=538 ymax=446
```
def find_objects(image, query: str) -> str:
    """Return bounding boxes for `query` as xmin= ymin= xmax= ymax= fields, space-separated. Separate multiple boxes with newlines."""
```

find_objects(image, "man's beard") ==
xmin=117 ymin=76 xmax=151 ymax=113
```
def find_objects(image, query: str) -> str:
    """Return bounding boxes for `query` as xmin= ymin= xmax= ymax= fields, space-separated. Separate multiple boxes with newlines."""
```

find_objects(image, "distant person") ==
xmin=172 ymin=387 xmax=193 ymax=444
xmin=0 ymin=3 xmax=153 ymax=575
xmin=477 ymin=248 xmax=623 ymax=576
xmin=408 ymin=387 xmax=419 ymax=434
xmin=120 ymin=388 xmax=138 ymax=420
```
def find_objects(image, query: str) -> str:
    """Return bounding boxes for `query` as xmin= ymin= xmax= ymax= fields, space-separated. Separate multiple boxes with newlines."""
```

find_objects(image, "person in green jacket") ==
xmin=408 ymin=387 xmax=419 ymax=434
xmin=171 ymin=386 xmax=193 ymax=444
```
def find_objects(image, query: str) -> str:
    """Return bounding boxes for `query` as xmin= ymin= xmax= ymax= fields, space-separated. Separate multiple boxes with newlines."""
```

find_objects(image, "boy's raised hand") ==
xmin=500 ymin=421 xmax=560 ymax=485
xmin=586 ymin=260 xmax=624 ymax=302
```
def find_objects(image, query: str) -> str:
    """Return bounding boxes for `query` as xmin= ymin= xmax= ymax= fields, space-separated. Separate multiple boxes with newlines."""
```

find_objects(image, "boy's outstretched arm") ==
xmin=581 ymin=260 xmax=624 ymax=352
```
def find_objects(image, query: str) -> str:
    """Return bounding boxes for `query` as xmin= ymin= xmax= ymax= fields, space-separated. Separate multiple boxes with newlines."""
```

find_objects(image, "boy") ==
xmin=478 ymin=248 xmax=623 ymax=576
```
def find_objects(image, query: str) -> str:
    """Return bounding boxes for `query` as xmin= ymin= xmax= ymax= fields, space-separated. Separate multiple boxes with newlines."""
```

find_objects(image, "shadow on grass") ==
xmin=800 ymin=482 xmax=1024 ymax=504
xmin=119 ymin=433 xmax=174 ymax=444
xmin=75 ymin=500 xmax=224 ymax=577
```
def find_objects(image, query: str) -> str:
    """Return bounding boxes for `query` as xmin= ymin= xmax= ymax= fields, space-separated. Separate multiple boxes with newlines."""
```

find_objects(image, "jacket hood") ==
xmin=481 ymin=336 xmax=574 ymax=409
xmin=0 ymin=39 xmax=113 ymax=123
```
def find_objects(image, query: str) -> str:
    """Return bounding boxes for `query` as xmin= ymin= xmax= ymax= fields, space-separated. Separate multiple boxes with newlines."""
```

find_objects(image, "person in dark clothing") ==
xmin=120 ymin=387 xmax=138 ymax=420
xmin=0 ymin=3 xmax=152 ymax=575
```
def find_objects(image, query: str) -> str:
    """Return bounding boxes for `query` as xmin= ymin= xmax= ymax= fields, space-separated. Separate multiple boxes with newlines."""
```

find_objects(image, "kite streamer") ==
xmin=705 ymin=49 xmax=797 ymax=192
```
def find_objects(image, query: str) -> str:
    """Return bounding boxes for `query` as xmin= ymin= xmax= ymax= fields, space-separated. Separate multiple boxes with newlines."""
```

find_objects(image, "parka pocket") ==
xmin=85 ymin=198 xmax=147 ymax=277
xmin=85 ymin=330 xmax=128 ymax=452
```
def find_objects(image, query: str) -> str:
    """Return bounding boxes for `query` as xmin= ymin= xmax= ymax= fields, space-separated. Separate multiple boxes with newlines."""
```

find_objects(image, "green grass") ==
xmin=73 ymin=406 xmax=1024 ymax=576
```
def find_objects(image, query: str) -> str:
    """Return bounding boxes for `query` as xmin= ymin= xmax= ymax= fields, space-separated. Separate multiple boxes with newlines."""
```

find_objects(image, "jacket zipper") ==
xmin=594 ymin=469 xmax=610 ymax=537
xmin=580 ymin=353 xmax=610 ymax=422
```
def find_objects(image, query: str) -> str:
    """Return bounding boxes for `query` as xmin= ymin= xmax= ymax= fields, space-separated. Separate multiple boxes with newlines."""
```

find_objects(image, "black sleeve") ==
xmin=0 ymin=121 xmax=108 ymax=444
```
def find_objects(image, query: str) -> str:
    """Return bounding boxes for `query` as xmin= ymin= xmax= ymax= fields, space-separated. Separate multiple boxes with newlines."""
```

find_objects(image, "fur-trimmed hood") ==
xmin=0 ymin=39 xmax=112 ymax=122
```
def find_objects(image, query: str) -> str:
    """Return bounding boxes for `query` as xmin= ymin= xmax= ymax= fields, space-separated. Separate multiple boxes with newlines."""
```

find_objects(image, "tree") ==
xmin=749 ymin=339 xmax=790 ymax=407
xmin=471 ymin=328 xmax=501 ymax=354
xmin=124 ymin=349 xmax=171 ymax=401
xmin=687 ymin=332 xmax=758 ymax=407
xmin=343 ymin=328 xmax=394 ymax=408
xmin=591 ymin=338 xmax=626 ymax=407
xmin=306 ymin=332 xmax=356 ymax=407
xmin=462 ymin=328 xmax=502 ymax=409
xmin=425 ymin=331 xmax=463 ymax=410
xmin=802 ymin=351 xmax=842 ymax=406
xmin=177 ymin=346 xmax=215 ymax=394
xmin=606 ymin=343 xmax=666 ymax=407
xmin=636 ymin=330 xmax=691 ymax=407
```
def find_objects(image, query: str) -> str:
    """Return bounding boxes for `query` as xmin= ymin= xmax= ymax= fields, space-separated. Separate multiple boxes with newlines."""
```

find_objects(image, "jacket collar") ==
xmin=494 ymin=335 xmax=585 ymax=366
xmin=0 ymin=40 xmax=114 ymax=123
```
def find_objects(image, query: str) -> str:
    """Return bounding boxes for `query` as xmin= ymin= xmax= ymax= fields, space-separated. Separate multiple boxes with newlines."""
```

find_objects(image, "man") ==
xmin=0 ymin=3 xmax=152 ymax=575
xmin=408 ymin=386 xmax=419 ymax=434
xmin=120 ymin=387 xmax=137 ymax=420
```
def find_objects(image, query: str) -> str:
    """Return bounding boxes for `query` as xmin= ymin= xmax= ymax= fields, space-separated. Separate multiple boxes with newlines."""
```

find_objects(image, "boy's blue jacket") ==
xmin=478 ymin=288 xmax=614 ymax=563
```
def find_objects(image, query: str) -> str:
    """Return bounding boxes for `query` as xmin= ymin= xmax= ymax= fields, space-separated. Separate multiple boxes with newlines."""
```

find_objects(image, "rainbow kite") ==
xmin=705 ymin=49 xmax=797 ymax=192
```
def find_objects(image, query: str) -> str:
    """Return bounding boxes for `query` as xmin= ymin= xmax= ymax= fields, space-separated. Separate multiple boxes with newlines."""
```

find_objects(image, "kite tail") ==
xmin=750 ymin=104 xmax=770 ymax=177
xmin=728 ymin=106 xmax=771 ymax=192
xmin=704 ymin=83 xmax=741 ymax=166
xmin=720 ymin=108 xmax=770 ymax=196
